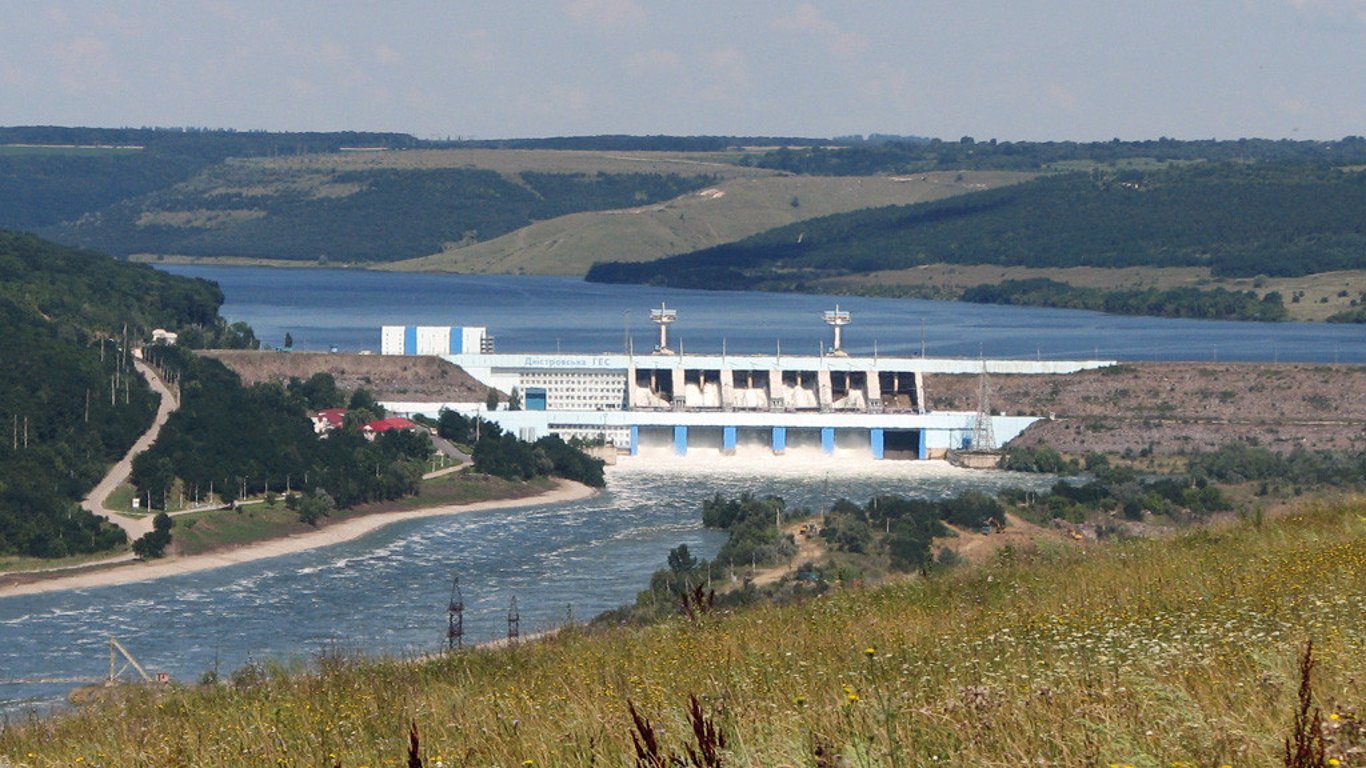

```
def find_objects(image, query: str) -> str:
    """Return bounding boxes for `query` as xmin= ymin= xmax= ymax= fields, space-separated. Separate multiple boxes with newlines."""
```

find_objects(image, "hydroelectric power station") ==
xmin=380 ymin=307 xmax=1114 ymax=460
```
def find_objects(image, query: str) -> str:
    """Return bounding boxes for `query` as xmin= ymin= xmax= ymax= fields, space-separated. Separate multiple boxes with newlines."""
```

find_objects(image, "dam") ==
xmin=379 ymin=306 xmax=1114 ymax=459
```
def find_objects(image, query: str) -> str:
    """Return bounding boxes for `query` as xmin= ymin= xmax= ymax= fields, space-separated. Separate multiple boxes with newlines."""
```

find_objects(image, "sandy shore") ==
xmin=0 ymin=480 xmax=596 ymax=599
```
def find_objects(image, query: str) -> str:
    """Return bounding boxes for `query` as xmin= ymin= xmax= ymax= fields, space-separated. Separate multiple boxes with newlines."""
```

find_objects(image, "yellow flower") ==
xmin=864 ymin=646 xmax=877 ymax=658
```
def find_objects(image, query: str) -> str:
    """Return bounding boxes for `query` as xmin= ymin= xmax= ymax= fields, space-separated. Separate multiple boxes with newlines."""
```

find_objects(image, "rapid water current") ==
xmin=1 ymin=460 xmax=1054 ymax=715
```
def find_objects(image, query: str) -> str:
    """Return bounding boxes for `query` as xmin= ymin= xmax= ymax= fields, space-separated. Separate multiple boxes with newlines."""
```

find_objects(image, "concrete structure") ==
xmin=380 ymin=339 xmax=1112 ymax=460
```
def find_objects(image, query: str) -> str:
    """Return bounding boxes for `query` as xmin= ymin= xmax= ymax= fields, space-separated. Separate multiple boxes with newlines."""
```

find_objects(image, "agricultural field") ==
xmin=389 ymin=171 xmax=1030 ymax=276
xmin=3 ymin=501 xmax=1361 ymax=766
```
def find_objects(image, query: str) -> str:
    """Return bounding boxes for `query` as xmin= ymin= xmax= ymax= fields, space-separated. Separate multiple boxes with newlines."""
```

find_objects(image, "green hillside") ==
xmin=51 ymin=161 xmax=717 ymax=263
xmin=388 ymin=171 xmax=1032 ymax=276
xmin=3 ymin=500 xmax=1360 ymax=766
xmin=587 ymin=163 xmax=1366 ymax=308
xmin=0 ymin=231 xmax=225 ymax=559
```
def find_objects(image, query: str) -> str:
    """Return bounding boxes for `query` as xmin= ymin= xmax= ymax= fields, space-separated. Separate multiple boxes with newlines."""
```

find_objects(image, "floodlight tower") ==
xmin=822 ymin=305 xmax=851 ymax=357
xmin=651 ymin=303 xmax=678 ymax=355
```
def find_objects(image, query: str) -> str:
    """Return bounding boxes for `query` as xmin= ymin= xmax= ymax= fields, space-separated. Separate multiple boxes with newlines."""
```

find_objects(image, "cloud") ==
xmin=626 ymin=49 xmax=682 ymax=71
xmin=707 ymin=48 xmax=751 ymax=86
xmin=53 ymin=34 xmax=126 ymax=92
xmin=773 ymin=3 xmax=868 ymax=57
xmin=375 ymin=44 xmax=400 ymax=66
xmin=1045 ymin=83 xmax=1078 ymax=110
xmin=566 ymin=0 xmax=646 ymax=30
xmin=1282 ymin=0 xmax=1366 ymax=24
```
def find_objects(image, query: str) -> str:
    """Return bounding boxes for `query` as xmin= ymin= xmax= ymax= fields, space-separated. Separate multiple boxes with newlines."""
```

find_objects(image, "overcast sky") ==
xmin=2 ymin=1 xmax=1363 ymax=142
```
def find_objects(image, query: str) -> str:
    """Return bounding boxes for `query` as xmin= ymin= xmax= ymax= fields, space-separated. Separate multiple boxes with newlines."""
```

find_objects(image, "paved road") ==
xmin=81 ymin=358 xmax=179 ymax=541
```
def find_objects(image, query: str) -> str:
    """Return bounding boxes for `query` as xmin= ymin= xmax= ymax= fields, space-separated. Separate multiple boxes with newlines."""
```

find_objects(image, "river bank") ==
xmin=0 ymin=479 xmax=596 ymax=599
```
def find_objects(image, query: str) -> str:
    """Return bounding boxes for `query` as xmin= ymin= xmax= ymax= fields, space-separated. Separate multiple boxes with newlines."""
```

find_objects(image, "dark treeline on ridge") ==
xmin=746 ymin=135 xmax=1366 ymax=174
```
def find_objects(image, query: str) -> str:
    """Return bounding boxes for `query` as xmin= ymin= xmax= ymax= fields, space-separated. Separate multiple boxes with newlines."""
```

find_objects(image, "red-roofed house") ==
xmin=312 ymin=408 xmax=348 ymax=435
xmin=361 ymin=417 xmax=420 ymax=440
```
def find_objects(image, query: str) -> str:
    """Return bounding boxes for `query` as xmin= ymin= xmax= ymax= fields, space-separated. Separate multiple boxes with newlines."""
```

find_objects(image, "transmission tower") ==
xmin=970 ymin=361 xmax=996 ymax=451
xmin=446 ymin=574 xmax=464 ymax=651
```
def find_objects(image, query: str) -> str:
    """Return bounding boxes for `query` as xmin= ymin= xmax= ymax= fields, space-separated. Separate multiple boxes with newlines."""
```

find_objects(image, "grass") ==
xmin=384 ymin=171 xmax=1033 ymax=276
xmin=3 ymin=498 xmax=1362 ymax=766
xmin=170 ymin=471 xmax=553 ymax=556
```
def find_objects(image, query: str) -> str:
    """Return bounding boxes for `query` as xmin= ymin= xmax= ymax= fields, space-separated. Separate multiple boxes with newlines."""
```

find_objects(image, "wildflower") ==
xmin=864 ymin=645 xmax=877 ymax=658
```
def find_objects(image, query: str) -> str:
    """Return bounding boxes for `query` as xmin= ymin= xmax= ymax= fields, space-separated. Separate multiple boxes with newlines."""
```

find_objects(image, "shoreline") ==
xmin=0 ymin=479 xmax=597 ymax=599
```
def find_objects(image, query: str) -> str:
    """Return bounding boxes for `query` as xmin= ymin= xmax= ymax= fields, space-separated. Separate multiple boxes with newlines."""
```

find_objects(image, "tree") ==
xmin=668 ymin=544 xmax=698 ymax=574
xmin=485 ymin=389 xmax=500 ymax=411
xmin=132 ymin=512 xmax=174 ymax=559
xmin=508 ymin=386 xmax=522 ymax=411
xmin=284 ymin=332 xmax=293 ymax=349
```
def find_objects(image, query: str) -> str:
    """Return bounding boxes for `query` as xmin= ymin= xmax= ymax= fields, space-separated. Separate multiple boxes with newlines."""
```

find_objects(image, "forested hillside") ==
xmin=587 ymin=163 xmax=1366 ymax=312
xmin=54 ymin=167 xmax=715 ymax=262
xmin=0 ymin=231 xmax=226 ymax=558
xmin=0 ymin=127 xmax=420 ymax=232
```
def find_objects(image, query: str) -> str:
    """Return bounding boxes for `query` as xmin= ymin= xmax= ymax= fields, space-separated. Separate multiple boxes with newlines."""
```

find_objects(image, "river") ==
xmin=2 ymin=268 xmax=1362 ymax=714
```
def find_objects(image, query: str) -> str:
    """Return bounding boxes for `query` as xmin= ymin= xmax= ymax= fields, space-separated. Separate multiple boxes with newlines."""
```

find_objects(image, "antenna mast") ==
xmin=822 ymin=305 xmax=851 ymax=357
xmin=650 ymin=303 xmax=677 ymax=355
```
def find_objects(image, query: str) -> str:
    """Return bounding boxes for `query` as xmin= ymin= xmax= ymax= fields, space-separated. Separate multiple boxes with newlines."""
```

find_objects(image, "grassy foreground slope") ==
xmin=388 ymin=172 xmax=1031 ymax=276
xmin=5 ymin=502 xmax=1362 ymax=766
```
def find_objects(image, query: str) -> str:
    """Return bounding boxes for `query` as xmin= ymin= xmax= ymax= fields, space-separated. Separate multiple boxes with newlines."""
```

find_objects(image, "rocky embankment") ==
xmin=928 ymin=363 xmax=1366 ymax=455
xmin=202 ymin=351 xmax=496 ymax=402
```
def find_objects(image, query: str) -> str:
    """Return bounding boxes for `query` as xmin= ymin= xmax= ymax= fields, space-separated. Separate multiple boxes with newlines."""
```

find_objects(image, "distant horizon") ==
xmin=4 ymin=124 xmax=1364 ymax=146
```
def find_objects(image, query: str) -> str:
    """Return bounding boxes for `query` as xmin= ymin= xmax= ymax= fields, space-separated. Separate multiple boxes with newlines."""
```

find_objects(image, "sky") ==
xmin=1 ymin=1 xmax=1363 ymax=142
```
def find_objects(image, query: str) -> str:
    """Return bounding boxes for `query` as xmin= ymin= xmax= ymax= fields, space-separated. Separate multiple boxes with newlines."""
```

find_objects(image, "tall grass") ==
xmin=3 ymin=501 xmax=1363 ymax=767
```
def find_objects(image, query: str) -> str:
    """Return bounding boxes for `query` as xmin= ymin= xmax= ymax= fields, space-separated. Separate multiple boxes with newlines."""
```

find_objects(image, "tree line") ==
xmin=961 ymin=279 xmax=1288 ymax=322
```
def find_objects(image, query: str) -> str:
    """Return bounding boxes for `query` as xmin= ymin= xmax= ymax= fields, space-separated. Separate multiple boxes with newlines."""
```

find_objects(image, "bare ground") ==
xmin=928 ymin=362 xmax=1366 ymax=455
xmin=201 ymin=351 xmax=497 ymax=401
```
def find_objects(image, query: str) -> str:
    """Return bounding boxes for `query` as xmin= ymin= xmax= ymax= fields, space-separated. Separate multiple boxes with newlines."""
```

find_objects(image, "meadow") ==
xmin=2 ymin=500 xmax=1362 ymax=767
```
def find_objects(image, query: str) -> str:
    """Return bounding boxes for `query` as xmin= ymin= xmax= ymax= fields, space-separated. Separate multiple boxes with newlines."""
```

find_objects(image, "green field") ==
xmin=4 ymin=499 xmax=1361 ymax=766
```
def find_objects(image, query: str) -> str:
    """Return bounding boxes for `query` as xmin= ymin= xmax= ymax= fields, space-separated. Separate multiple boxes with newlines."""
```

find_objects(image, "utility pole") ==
xmin=507 ymin=597 xmax=520 ymax=643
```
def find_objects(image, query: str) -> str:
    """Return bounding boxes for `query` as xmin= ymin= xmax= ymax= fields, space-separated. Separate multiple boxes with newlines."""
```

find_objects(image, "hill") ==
xmin=387 ymin=171 xmax=1032 ymax=276
xmin=48 ymin=149 xmax=725 ymax=264
xmin=0 ymin=231 xmax=225 ymax=560
xmin=2 ymin=499 xmax=1360 ymax=765
xmin=586 ymin=162 xmax=1366 ymax=320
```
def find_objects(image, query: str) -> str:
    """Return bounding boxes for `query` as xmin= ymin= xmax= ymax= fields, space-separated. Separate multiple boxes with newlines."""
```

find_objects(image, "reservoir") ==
xmin=163 ymin=266 xmax=1365 ymax=363
xmin=2 ymin=267 xmax=1362 ymax=714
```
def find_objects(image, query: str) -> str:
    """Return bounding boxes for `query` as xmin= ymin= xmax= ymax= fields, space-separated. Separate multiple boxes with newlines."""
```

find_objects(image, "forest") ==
xmin=132 ymin=347 xmax=432 ymax=511
xmin=51 ymin=169 xmax=716 ymax=263
xmin=586 ymin=162 xmax=1366 ymax=311
xmin=0 ymin=231 xmax=226 ymax=558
